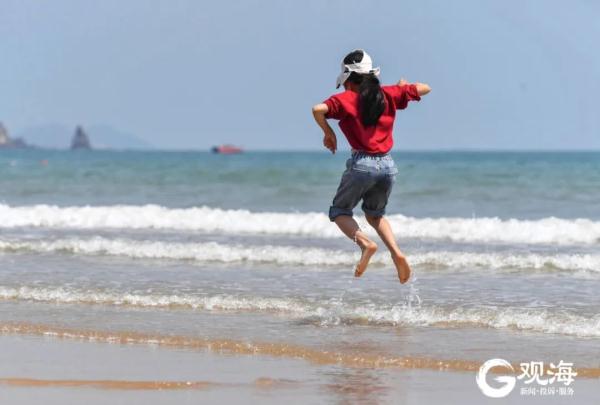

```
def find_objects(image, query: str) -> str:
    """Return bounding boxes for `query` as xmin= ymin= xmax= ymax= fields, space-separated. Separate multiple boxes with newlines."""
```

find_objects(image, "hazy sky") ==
xmin=2 ymin=0 xmax=599 ymax=150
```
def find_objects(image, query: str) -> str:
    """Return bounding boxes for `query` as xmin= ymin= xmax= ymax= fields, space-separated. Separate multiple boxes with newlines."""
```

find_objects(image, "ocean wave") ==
xmin=0 ymin=237 xmax=599 ymax=272
xmin=1 ymin=204 xmax=599 ymax=245
xmin=1 ymin=286 xmax=599 ymax=337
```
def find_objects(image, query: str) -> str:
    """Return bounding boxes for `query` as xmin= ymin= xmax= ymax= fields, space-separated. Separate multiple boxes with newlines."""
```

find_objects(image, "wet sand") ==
xmin=0 ymin=331 xmax=597 ymax=404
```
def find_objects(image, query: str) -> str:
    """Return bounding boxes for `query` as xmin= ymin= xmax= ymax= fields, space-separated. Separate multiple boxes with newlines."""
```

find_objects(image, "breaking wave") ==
xmin=1 ymin=204 xmax=599 ymax=245
xmin=1 ymin=237 xmax=599 ymax=272
xmin=1 ymin=286 xmax=599 ymax=337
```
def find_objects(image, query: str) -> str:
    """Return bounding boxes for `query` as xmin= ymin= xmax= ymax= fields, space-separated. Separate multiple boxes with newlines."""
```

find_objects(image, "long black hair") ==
xmin=343 ymin=50 xmax=385 ymax=127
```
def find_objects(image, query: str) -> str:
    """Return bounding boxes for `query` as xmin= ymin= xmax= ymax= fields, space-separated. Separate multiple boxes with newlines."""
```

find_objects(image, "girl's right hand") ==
xmin=323 ymin=131 xmax=337 ymax=154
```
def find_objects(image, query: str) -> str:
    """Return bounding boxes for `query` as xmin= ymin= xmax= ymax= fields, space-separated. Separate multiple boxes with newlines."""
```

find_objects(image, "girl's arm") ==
xmin=312 ymin=103 xmax=337 ymax=154
xmin=398 ymin=79 xmax=431 ymax=96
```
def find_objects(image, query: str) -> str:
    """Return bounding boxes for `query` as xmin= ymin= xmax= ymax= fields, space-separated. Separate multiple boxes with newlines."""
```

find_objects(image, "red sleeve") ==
xmin=323 ymin=95 xmax=346 ymax=120
xmin=386 ymin=84 xmax=421 ymax=110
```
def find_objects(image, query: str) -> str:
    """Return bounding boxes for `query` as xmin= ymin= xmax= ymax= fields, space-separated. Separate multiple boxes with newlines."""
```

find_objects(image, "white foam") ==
xmin=1 ymin=204 xmax=599 ymax=245
xmin=1 ymin=237 xmax=599 ymax=273
xmin=0 ymin=238 xmax=352 ymax=266
xmin=1 ymin=286 xmax=598 ymax=338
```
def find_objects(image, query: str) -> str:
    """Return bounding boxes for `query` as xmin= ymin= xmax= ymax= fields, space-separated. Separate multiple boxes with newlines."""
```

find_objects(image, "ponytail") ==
xmin=358 ymin=73 xmax=385 ymax=127
xmin=342 ymin=50 xmax=385 ymax=127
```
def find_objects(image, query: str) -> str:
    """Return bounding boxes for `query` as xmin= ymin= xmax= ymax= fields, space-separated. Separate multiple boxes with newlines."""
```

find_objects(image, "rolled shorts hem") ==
xmin=362 ymin=207 xmax=386 ymax=218
xmin=328 ymin=206 xmax=353 ymax=222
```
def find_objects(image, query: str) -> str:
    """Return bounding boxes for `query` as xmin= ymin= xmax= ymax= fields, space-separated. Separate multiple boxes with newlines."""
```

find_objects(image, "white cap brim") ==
xmin=335 ymin=66 xmax=380 ymax=89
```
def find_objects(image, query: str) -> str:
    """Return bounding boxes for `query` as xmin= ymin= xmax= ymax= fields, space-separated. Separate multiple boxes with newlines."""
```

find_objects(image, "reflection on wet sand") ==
xmin=322 ymin=368 xmax=396 ymax=405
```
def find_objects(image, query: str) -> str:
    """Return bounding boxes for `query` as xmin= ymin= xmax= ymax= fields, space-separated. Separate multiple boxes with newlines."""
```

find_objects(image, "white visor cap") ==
xmin=335 ymin=49 xmax=381 ymax=89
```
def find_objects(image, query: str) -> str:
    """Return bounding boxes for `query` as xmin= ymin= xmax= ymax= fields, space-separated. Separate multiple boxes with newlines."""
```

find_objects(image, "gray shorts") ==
xmin=329 ymin=152 xmax=398 ymax=221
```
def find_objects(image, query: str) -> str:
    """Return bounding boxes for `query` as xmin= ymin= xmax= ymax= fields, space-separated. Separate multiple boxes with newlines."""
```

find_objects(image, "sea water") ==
xmin=0 ymin=149 xmax=599 ymax=374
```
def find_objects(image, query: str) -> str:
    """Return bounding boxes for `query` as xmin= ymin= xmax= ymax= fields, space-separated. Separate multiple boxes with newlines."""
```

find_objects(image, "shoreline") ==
xmin=2 ymin=321 xmax=599 ymax=379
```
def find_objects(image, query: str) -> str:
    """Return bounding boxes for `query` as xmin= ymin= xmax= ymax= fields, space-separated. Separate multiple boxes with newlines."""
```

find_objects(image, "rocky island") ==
xmin=70 ymin=126 xmax=92 ymax=150
xmin=0 ymin=122 xmax=30 ymax=149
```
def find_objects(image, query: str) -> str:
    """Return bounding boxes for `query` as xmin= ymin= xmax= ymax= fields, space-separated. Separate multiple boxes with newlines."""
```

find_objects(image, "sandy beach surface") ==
xmin=0 ymin=334 xmax=597 ymax=404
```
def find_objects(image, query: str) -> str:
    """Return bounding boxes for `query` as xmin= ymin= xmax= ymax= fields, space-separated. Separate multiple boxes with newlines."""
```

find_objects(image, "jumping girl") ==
xmin=312 ymin=49 xmax=431 ymax=284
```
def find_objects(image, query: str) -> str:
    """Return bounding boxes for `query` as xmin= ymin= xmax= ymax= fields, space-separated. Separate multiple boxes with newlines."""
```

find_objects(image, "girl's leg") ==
xmin=365 ymin=215 xmax=411 ymax=284
xmin=334 ymin=215 xmax=377 ymax=277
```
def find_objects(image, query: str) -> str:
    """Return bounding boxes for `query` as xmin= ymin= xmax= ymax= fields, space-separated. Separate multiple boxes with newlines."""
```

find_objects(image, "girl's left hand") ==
xmin=323 ymin=131 xmax=337 ymax=154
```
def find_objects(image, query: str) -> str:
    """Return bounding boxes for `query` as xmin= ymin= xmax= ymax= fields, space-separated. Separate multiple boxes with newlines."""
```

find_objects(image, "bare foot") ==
xmin=391 ymin=252 xmax=411 ymax=284
xmin=354 ymin=239 xmax=377 ymax=277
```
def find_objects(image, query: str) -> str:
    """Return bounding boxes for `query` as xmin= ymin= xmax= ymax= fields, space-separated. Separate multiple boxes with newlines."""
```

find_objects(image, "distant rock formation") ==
xmin=70 ymin=126 xmax=92 ymax=150
xmin=16 ymin=124 xmax=151 ymax=150
xmin=0 ymin=123 xmax=9 ymax=145
xmin=0 ymin=122 xmax=30 ymax=149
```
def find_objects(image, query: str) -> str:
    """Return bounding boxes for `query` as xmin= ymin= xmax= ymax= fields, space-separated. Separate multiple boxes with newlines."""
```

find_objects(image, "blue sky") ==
xmin=2 ymin=0 xmax=599 ymax=150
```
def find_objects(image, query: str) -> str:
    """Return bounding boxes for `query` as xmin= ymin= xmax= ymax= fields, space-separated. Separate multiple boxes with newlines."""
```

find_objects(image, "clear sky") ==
xmin=2 ymin=0 xmax=599 ymax=150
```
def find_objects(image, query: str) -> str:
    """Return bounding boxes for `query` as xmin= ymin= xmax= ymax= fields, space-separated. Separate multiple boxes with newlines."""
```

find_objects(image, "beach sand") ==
xmin=0 ymin=331 xmax=597 ymax=404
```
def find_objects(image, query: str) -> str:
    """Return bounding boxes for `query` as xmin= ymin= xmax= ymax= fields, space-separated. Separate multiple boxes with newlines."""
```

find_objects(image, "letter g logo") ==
xmin=476 ymin=358 xmax=516 ymax=398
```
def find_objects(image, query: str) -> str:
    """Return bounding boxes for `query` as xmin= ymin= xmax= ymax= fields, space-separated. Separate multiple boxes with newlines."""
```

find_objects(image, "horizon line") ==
xmin=3 ymin=147 xmax=600 ymax=153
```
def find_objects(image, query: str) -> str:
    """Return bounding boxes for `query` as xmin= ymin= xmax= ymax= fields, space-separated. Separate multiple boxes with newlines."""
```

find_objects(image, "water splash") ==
xmin=405 ymin=271 xmax=422 ymax=310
